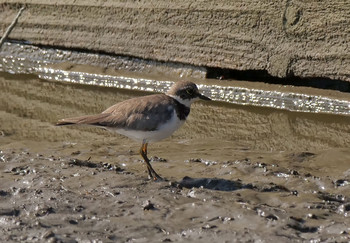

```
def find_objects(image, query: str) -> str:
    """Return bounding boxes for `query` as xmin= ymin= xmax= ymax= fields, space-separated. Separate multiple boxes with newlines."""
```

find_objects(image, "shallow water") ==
xmin=2 ymin=42 xmax=350 ymax=116
xmin=1 ymin=43 xmax=350 ymax=241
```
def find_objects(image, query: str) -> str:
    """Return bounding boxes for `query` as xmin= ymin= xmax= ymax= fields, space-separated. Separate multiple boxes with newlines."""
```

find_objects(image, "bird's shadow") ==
xmin=177 ymin=176 xmax=253 ymax=192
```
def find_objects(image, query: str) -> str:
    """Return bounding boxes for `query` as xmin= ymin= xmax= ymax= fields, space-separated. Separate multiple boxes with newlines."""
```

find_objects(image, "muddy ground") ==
xmin=1 ymin=73 xmax=350 ymax=242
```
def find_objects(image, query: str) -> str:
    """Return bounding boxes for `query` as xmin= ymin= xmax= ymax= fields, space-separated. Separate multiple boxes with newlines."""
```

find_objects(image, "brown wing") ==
xmin=56 ymin=94 xmax=176 ymax=131
xmin=101 ymin=94 xmax=176 ymax=131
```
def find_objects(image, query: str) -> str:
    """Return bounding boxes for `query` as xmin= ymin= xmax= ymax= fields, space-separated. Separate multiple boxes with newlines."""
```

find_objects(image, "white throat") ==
xmin=167 ymin=95 xmax=198 ymax=107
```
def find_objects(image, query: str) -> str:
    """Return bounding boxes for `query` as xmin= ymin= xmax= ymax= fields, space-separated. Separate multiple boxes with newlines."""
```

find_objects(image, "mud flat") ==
xmin=1 ymin=72 xmax=350 ymax=242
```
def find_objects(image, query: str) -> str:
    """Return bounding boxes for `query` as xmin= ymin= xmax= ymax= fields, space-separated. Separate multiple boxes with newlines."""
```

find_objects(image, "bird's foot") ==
xmin=150 ymin=174 xmax=166 ymax=182
xmin=148 ymin=171 xmax=166 ymax=182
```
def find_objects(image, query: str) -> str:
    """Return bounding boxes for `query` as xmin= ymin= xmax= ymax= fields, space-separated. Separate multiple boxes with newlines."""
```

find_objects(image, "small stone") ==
xmin=142 ymin=200 xmax=155 ymax=210
xmin=150 ymin=156 xmax=167 ymax=162
xmin=201 ymin=224 xmax=217 ymax=229
xmin=71 ymin=150 xmax=81 ymax=155
xmin=266 ymin=214 xmax=278 ymax=221
xmin=43 ymin=231 xmax=55 ymax=239
xmin=68 ymin=219 xmax=78 ymax=225
xmin=291 ymin=190 xmax=299 ymax=196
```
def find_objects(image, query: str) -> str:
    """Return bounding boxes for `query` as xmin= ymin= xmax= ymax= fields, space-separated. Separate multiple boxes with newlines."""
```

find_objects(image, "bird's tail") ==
xmin=56 ymin=113 xmax=111 ymax=126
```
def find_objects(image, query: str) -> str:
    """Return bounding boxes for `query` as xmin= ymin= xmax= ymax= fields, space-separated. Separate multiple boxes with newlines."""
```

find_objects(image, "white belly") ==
xmin=111 ymin=111 xmax=185 ymax=143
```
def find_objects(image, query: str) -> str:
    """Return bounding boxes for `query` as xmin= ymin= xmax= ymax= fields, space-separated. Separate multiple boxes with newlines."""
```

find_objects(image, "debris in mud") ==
xmin=337 ymin=203 xmax=350 ymax=216
xmin=68 ymin=219 xmax=78 ymax=225
xmin=287 ymin=223 xmax=319 ymax=233
xmin=290 ymin=216 xmax=305 ymax=223
xmin=0 ymin=151 xmax=6 ymax=162
xmin=287 ymin=216 xmax=319 ymax=233
xmin=68 ymin=158 xmax=124 ymax=172
xmin=318 ymin=192 xmax=346 ymax=203
xmin=274 ymin=172 xmax=290 ymax=178
xmin=258 ymin=183 xmax=290 ymax=192
xmin=306 ymin=213 xmax=319 ymax=220
xmin=307 ymin=191 xmax=349 ymax=214
xmin=71 ymin=150 xmax=81 ymax=155
xmin=202 ymin=224 xmax=217 ymax=229
xmin=150 ymin=156 xmax=167 ymax=162
xmin=289 ymin=152 xmax=315 ymax=163
xmin=289 ymin=170 xmax=299 ymax=176
xmin=73 ymin=205 xmax=85 ymax=212
xmin=0 ymin=190 xmax=9 ymax=196
xmin=186 ymin=158 xmax=201 ymax=163
xmin=222 ymin=216 xmax=234 ymax=222
xmin=265 ymin=214 xmax=279 ymax=221
xmin=253 ymin=162 xmax=268 ymax=172
xmin=42 ymin=231 xmax=55 ymax=240
xmin=254 ymin=162 xmax=268 ymax=168
xmin=0 ymin=208 xmax=20 ymax=216
xmin=11 ymin=187 xmax=26 ymax=195
xmin=178 ymin=176 xmax=245 ymax=191
xmin=271 ymin=168 xmax=301 ymax=178
xmin=207 ymin=216 xmax=235 ymax=222
xmin=9 ymin=165 xmax=33 ymax=175
xmin=34 ymin=206 xmax=55 ymax=217
xmin=101 ymin=162 xmax=124 ymax=172
xmin=184 ymin=158 xmax=217 ymax=166
xmin=68 ymin=158 xmax=99 ymax=168
xmin=334 ymin=179 xmax=350 ymax=187
xmin=255 ymin=207 xmax=280 ymax=222
xmin=142 ymin=200 xmax=156 ymax=210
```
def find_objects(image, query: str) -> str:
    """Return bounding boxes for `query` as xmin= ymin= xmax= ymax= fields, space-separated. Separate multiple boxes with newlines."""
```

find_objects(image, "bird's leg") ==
xmin=142 ymin=142 xmax=148 ymax=156
xmin=140 ymin=143 xmax=152 ymax=177
xmin=140 ymin=142 xmax=163 ymax=181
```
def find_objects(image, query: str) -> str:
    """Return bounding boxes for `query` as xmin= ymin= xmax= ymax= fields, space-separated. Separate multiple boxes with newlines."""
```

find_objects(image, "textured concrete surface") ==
xmin=0 ymin=0 xmax=349 ymax=82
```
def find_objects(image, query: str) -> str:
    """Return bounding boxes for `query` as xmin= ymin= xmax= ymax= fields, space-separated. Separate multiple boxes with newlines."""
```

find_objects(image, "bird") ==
xmin=56 ymin=81 xmax=211 ymax=180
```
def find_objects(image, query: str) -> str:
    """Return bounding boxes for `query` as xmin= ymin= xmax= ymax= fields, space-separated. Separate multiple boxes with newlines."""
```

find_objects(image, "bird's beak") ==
xmin=198 ymin=92 xmax=211 ymax=101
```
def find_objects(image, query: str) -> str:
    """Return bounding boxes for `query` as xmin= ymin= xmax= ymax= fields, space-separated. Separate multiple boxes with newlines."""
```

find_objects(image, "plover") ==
xmin=56 ymin=81 xmax=211 ymax=180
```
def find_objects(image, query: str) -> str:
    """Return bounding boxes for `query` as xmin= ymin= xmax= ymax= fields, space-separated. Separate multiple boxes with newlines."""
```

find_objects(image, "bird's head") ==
xmin=166 ymin=81 xmax=211 ymax=107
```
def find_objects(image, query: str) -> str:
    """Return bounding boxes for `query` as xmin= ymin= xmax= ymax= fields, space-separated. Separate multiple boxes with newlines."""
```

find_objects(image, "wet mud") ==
xmin=1 ymin=141 xmax=350 ymax=242
xmin=1 ymin=73 xmax=350 ymax=242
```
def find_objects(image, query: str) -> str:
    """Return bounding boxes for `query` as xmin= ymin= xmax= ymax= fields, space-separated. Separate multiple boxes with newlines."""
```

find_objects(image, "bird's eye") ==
xmin=186 ymin=89 xmax=194 ymax=95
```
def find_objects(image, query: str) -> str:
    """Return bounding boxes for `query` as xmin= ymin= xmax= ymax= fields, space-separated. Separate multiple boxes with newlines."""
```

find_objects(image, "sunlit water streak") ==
xmin=1 ymin=42 xmax=350 ymax=115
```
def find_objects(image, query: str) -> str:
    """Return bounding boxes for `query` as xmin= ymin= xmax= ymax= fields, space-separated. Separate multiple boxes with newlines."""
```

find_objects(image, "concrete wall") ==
xmin=1 ymin=0 xmax=349 ymax=82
